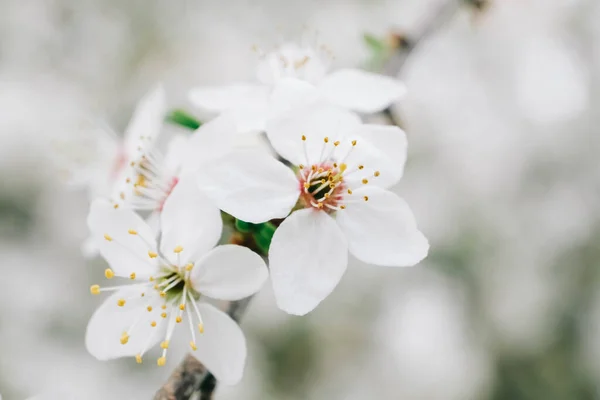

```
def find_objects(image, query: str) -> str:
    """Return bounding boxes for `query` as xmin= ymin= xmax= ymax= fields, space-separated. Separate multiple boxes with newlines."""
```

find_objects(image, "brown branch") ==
xmin=153 ymin=296 xmax=255 ymax=400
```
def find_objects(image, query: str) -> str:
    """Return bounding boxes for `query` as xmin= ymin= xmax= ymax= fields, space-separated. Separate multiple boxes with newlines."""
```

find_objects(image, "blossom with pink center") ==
xmin=188 ymin=42 xmax=406 ymax=133
xmin=197 ymin=105 xmax=429 ymax=315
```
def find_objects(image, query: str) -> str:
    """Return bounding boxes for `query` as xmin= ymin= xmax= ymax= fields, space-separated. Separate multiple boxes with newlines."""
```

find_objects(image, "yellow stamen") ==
xmin=113 ymin=204 xmax=119 ymax=209
xmin=340 ymin=205 xmax=347 ymax=210
xmin=347 ymin=189 xmax=353 ymax=195
xmin=324 ymin=137 xmax=329 ymax=143
xmin=173 ymin=246 xmax=183 ymax=253
xmin=120 ymin=334 xmax=129 ymax=345
xmin=340 ymin=163 xmax=347 ymax=173
xmin=104 ymin=269 xmax=114 ymax=279
xmin=160 ymin=340 xmax=169 ymax=349
xmin=104 ymin=234 xmax=112 ymax=242
xmin=148 ymin=251 xmax=158 ymax=258
xmin=90 ymin=285 xmax=100 ymax=295
xmin=179 ymin=304 xmax=186 ymax=311
xmin=362 ymin=179 xmax=369 ymax=184
xmin=358 ymin=165 xmax=364 ymax=170
xmin=161 ymin=305 xmax=167 ymax=310
xmin=160 ymin=291 xmax=166 ymax=298
xmin=128 ymin=229 xmax=137 ymax=235
xmin=176 ymin=316 xmax=182 ymax=323
xmin=147 ymin=306 xmax=153 ymax=312
xmin=374 ymin=171 xmax=380 ymax=177
xmin=364 ymin=196 xmax=369 ymax=201
xmin=161 ymin=312 xmax=167 ymax=318
xmin=117 ymin=299 xmax=126 ymax=307
xmin=150 ymin=321 xmax=157 ymax=327
xmin=351 ymin=140 xmax=357 ymax=146
xmin=190 ymin=341 xmax=197 ymax=351
xmin=135 ymin=354 xmax=142 ymax=364
xmin=334 ymin=141 xmax=340 ymax=146
xmin=157 ymin=357 xmax=166 ymax=367
xmin=130 ymin=272 xmax=136 ymax=280
xmin=198 ymin=323 xmax=204 ymax=334
xmin=301 ymin=135 xmax=306 ymax=141
xmin=185 ymin=263 xmax=193 ymax=271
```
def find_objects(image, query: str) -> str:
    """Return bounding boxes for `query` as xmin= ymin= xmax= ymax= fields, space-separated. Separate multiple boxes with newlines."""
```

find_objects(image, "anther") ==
xmin=135 ymin=354 xmax=142 ymax=364
xmin=364 ymin=196 xmax=369 ymax=201
xmin=299 ymin=164 xmax=304 ymax=169
xmin=333 ymin=163 xmax=338 ymax=168
xmin=157 ymin=357 xmax=166 ymax=367
xmin=185 ymin=263 xmax=193 ymax=271
xmin=120 ymin=192 xmax=125 ymax=200
xmin=374 ymin=171 xmax=381 ymax=177
xmin=190 ymin=341 xmax=197 ymax=351
xmin=160 ymin=340 xmax=169 ymax=349
xmin=198 ymin=323 xmax=205 ymax=334
xmin=126 ymin=178 xmax=131 ymax=183
xmin=362 ymin=179 xmax=369 ymax=184
xmin=147 ymin=306 xmax=153 ymax=312
xmin=151 ymin=321 xmax=157 ymax=327
xmin=358 ymin=165 xmax=364 ymax=170
xmin=128 ymin=229 xmax=137 ymax=235
xmin=161 ymin=305 xmax=167 ymax=310
xmin=173 ymin=246 xmax=183 ymax=253
xmin=352 ymin=140 xmax=357 ymax=146
xmin=104 ymin=234 xmax=112 ymax=242
xmin=113 ymin=204 xmax=119 ymax=209
xmin=324 ymin=137 xmax=329 ymax=143
xmin=304 ymin=182 xmax=310 ymax=189
xmin=340 ymin=205 xmax=347 ymax=210
xmin=90 ymin=285 xmax=100 ymax=295
xmin=176 ymin=316 xmax=182 ymax=323
xmin=130 ymin=272 xmax=136 ymax=280
xmin=347 ymin=189 xmax=353 ymax=195
xmin=160 ymin=291 xmax=166 ymax=298
xmin=104 ymin=269 xmax=114 ymax=279
xmin=301 ymin=135 xmax=306 ymax=141
xmin=120 ymin=333 xmax=129 ymax=345
xmin=334 ymin=141 xmax=340 ymax=146
xmin=179 ymin=304 xmax=186 ymax=311
xmin=340 ymin=163 xmax=347 ymax=172
xmin=117 ymin=299 xmax=126 ymax=307
xmin=148 ymin=251 xmax=157 ymax=258
xmin=161 ymin=312 xmax=167 ymax=318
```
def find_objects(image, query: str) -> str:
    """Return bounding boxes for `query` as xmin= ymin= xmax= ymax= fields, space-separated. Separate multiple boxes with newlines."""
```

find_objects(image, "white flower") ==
xmin=188 ymin=42 xmax=406 ymax=133
xmin=85 ymin=178 xmax=268 ymax=384
xmin=197 ymin=105 xmax=428 ymax=315
xmin=52 ymin=84 xmax=167 ymax=200
xmin=113 ymin=114 xmax=237 ymax=212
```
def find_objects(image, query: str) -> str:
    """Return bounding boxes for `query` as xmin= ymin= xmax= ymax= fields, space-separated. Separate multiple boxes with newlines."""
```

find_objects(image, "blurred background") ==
xmin=0 ymin=0 xmax=597 ymax=398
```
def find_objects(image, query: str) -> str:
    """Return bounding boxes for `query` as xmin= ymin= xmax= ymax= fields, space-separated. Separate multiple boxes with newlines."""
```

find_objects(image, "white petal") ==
xmin=188 ymin=83 xmax=269 ymax=113
xmin=266 ymin=103 xmax=361 ymax=166
xmin=160 ymin=175 xmax=222 ymax=264
xmin=87 ymin=200 xmax=158 ymax=278
xmin=181 ymin=113 xmax=238 ymax=173
xmin=257 ymin=43 xmax=328 ymax=85
xmin=86 ymin=288 xmax=165 ymax=360
xmin=197 ymin=150 xmax=299 ymax=223
xmin=343 ymin=124 xmax=408 ymax=189
xmin=190 ymin=245 xmax=268 ymax=300
xmin=336 ymin=186 xmax=428 ymax=266
xmin=269 ymin=209 xmax=348 ymax=315
xmin=188 ymin=83 xmax=269 ymax=133
xmin=267 ymin=78 xmax=320 ymax=119
xmin=163 ymin=134 xmax=190 ymax=173
xmin=319 ymin=69 xmax=407 ymax=113
xmin=81 ymin=235 xmax=99 ymax=259
xmin=194 ymin=303 xmax=246 ymax=385
xmin=124 ymin=84 xmax=167 ymax=158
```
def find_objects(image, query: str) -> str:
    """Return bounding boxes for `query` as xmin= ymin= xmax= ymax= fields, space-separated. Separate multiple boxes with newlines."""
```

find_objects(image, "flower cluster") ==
xmin=62 ymin=41 xmax=428 ymax=385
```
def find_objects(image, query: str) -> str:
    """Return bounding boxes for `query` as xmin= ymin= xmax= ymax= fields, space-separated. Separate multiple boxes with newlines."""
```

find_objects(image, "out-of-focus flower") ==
xmin=188 ymin=42 xmax=406 ymax=133
xmin=85 ymin=178 xmax=268 ymax=384
xmin=118 ymin=114 xmax=237 ymax=213
xmin=51 ymin=85 xmax=167 ymax=201
xmin=197 ymin=105 xmax=428 ymax=315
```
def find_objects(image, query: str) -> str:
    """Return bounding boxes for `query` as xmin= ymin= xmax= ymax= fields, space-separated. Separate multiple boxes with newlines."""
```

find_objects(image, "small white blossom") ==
xmin=188 ymin=42 xmax=406 ymax=133
xmin=197 ymin=105 xmax=428 ymax=315
xmin=85 ymin=178 xmax=268 ymax=384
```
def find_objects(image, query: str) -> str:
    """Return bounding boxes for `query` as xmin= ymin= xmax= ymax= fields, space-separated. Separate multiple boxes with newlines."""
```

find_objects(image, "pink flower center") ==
xmin=297 ymin=162 xmax=348 ymax=213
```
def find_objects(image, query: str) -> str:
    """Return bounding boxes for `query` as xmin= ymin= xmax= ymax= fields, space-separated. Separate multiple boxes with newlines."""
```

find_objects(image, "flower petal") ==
xmin=87 ymin=200 xmax=158 ymax=278
xmin=124 ymin=84 xmax=167 ymax=158
xmin=86 ymin=288 xmax=165 ymax=360
xmin=188 ymin=83 xmax=270 ymax=133
xmin=195 ymin=303 xmax=247 ymax=385
xmin=266 ymin=103 xmax=361 ymax=166
xmin=160 ymin=175 xmax=222 ymax=264
xmin=269 ymin=209 xmax=348 ymax=315
xmin=319 ymin=69 xmax=407 ymax=113
xmin=343 ymin=124 xmax=408 ymax=189
xmin=257 ymin=43 xmax=328 ymax=85
xmin=190 ymin=245 xmax=268 ymax=300
xmin=197 ymin=150 xmax=299 ymax=223
xmin=267 ymin=78 xmax=320 ymax=118
xmin=336 ymin=186 xmax=429 ymax=266
xmin=181 ymin=113 xmax=238 ymax=173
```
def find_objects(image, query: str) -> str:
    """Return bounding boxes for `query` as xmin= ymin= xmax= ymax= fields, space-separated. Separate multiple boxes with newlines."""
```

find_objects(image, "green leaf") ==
xmin=235 ymin=219 xmax=252 ymax=233
xmin=165 ymin=109 xmax=202 ymax=130
xmin=363 ymin=33 xmax=386 ymax=53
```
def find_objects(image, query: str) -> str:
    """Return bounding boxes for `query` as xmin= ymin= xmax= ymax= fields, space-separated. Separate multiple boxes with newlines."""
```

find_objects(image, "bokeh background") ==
xmin=0 ymin=0 xmax=597 ymax=398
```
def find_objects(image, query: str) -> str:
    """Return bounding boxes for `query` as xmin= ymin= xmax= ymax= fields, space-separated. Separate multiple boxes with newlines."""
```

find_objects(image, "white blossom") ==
xmin=197 ymin=104 xmax=428 ymax=315
xmin=85 ymin=178 xmax=268 ymax=384
xmin=188 ymin=42 xmax=406 ymax=133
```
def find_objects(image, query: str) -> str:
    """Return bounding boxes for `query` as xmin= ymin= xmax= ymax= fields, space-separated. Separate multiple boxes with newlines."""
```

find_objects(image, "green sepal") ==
xmin=165 ymin=109 xmax=202 ymax=130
